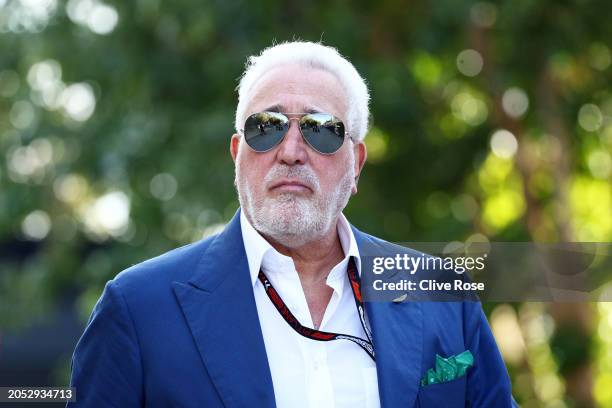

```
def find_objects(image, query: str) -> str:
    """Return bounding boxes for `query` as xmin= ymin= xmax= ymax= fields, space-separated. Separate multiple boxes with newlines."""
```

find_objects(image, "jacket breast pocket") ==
xmin=417 ymin=376 xmax=467 ymax=407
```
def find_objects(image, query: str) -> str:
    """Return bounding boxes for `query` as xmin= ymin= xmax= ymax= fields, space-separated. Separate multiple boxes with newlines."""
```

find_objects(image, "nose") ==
xmin=275 ymin=119 xmax=309 ymax=165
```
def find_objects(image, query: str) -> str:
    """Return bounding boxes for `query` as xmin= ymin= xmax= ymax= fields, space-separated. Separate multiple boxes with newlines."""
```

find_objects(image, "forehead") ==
xmin=244 ymin=64 xmax=348 ymax=121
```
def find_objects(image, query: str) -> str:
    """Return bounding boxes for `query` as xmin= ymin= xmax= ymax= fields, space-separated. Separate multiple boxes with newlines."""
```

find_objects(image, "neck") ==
xmin=258 ymin=217 xmax=346 ymax=330
xmin=264 ymin=221 xmax=345 ymax=286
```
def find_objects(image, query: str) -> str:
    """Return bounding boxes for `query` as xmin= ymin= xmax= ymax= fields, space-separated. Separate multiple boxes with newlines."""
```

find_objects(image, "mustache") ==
xmin=264 ymin=165 xmax=320 ymax=192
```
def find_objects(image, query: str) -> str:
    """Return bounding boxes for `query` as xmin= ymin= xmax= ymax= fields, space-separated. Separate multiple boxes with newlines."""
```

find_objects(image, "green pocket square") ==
xmin=420 ymin=350 xmax=474 ymax=386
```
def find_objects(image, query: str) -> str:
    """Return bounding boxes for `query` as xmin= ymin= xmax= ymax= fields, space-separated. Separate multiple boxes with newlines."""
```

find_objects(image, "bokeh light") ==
xmin=578 ymin=104 xmax=603 ymax=132
xmin=82 ymin=191 xmax=131 ymax=239
xmin=150 ymin=173 xmax=178 ymax=201
xmin=451 ymin=91 xmax=488 ymax=126
xmin=66 ymin=0 xmax=119 ymax=35
xmin=60 ymin=83 xmax=96 ymax=122
xmin=490 ymin=129 xmax=518 ymax=159
xmin=588 ymin=43 xmax=612 ymax=71
xmin=587 ymin=150 xmax=612 ymax=179
xmin=456 ymin=49 xmax=484 ymax=77
xmin=502 ymin=87 xmax=529 ymax=119
xmin=469 ymin=2 xmax=497 ymax=28
xmin=21 ymin=210 xmax=51 ymax=240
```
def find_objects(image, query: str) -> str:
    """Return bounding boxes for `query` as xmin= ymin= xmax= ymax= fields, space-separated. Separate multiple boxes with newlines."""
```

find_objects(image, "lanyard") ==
xmin=257 ymin=257 xmax=375 ymax=361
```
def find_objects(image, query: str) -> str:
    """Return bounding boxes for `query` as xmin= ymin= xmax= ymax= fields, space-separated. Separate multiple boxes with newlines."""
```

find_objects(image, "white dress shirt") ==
xmin=240 ymin=211 xmax=380 ymax=408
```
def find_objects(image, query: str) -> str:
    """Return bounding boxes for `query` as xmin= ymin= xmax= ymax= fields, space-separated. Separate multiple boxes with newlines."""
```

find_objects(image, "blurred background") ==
xmin=0 ymin=0 xmax=611 ymax=406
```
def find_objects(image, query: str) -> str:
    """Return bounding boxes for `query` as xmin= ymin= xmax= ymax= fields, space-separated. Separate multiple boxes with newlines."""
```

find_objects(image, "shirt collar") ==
xmin=240 ymin=210 xmax=361 ymax=288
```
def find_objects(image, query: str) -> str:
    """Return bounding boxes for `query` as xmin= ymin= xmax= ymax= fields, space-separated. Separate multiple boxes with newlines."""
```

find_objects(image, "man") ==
xmin=68 ymin=41 xmax=517 ymax=407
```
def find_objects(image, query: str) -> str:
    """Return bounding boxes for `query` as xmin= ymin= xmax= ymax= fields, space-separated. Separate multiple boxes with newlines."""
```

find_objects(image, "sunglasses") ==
xmin=241 ymin=111 xmax=349 ymax=155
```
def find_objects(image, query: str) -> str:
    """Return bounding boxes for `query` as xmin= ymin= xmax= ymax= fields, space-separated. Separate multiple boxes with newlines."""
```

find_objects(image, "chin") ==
xmin=255 ymin=201 xmax=329 ymax=246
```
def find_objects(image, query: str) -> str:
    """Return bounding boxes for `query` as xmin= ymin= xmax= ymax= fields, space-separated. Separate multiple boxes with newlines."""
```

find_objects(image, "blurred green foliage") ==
xmin=1 ymin=0 xmax=611 ymax=406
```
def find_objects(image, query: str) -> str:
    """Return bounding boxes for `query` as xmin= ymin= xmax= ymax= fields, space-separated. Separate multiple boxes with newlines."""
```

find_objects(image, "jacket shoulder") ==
xmin=111 ymin=233 xmax=218 ymax=292
xmin=352 ymin=227 xmax=427 ymax=258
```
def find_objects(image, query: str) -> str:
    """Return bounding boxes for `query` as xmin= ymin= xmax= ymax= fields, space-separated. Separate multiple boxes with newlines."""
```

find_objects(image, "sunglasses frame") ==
xmin=240 ymin=111 xmax=353 ymax=155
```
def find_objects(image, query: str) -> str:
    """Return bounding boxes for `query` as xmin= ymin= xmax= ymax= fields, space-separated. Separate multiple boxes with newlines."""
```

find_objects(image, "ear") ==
xmin=352 ymin=141 xmax=367 ymax=194
xmin=230 ymin=134 xmax=241 ymax=162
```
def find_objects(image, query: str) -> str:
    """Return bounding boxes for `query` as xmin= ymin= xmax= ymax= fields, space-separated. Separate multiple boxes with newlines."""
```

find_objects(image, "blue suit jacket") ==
xmin=68 ymin=210 xmax=517 ymax=407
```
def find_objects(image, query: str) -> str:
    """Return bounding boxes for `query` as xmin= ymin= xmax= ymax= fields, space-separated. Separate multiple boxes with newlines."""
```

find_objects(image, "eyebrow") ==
xmin=263 ymin=104 xmax=322 ymax=114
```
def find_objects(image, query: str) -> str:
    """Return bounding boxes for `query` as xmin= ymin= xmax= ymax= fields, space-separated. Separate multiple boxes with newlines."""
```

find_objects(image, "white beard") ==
xmin=236 ymin=156 xmax=355 ymax=248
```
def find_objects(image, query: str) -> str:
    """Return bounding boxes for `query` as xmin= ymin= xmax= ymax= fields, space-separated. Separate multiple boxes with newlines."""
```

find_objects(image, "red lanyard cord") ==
xmin=257 ymin=257 xmax=375 ymax=361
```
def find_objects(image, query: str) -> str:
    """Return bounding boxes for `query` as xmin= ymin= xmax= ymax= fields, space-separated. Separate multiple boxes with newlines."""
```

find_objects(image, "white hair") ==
xmin=235 ymin=41 xmax=371 ymax=141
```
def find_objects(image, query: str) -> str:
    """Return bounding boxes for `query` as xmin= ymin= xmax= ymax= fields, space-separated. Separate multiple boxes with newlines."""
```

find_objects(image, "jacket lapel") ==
xmin=353 ymin=227 xmax=423 ymax=408
xmin=172 ymin=211 xmax=276 ymax=408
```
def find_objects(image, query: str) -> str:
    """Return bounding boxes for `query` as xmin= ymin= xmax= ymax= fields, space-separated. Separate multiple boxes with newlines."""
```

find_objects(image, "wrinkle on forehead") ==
xmin=244 ymin=64 xmax=349 ymax=122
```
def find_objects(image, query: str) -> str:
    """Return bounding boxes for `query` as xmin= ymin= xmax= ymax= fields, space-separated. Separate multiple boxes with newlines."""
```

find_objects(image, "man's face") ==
xmin=231 ymin=63 xmax=367 ymax=247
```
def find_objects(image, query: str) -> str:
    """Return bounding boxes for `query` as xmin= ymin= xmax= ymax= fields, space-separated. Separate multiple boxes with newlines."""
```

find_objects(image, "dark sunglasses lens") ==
xmin=244 ymin=112 xmax=288 ymax=152
xmin=300 ymin=113 xmax=345 ymax=154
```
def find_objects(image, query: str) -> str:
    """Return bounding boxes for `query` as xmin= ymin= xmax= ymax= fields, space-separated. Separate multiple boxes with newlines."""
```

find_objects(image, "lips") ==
xmin=268 ymin=178 xmax=313 ymax=193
